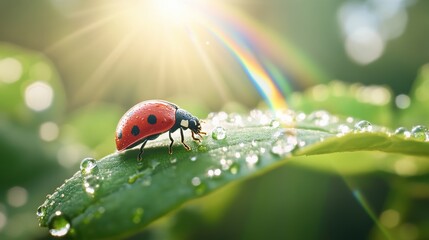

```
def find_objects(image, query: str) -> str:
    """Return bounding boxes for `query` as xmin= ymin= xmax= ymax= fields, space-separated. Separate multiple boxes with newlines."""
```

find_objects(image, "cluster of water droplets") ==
xmin=80 ymin=158 xmax=102 ymax=197
xmin=36 ymin=157 xmax=102 ymax=237
xmin=393 ymin=125 xmax=429 ymax=142
xmin=187 ymin=109 xmax=303 ymax=195
xmin=37 ymin=194 xmax=72 ymax=237
xmin=204 ymin=109 xmax=428 ymax=184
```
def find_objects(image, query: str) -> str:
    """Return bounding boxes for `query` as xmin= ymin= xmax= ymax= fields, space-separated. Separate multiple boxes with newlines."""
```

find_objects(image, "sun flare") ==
xmin=48 ymin=0 xmax=318 ymax=110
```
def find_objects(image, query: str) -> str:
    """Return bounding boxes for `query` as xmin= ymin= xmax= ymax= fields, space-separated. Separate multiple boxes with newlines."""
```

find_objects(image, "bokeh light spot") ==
xmin=345 ymin=27 xmax=385 ymax=65
xmin=0 ymin=210 xmax=6 ymax=232
xmin=395 ymin=94 xmax=411 ymax=109
xmin=0 ymin=57 xmax=23 ymax=84
xmin=6 ymin=186 xmax=28 ymax=208
xmin=24 ymin=81 xmax=54 ymax=111
xmin=380 ymin=209 xmax=400 ymax=228
xmin=394 ymin=158 xmax=417 ymax=176
xmin=39 ymin=121 xmax=60 ymax=142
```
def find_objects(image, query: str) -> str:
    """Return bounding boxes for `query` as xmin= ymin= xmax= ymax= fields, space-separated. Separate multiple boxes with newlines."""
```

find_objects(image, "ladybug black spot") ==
xmin=117 ymin=131 xmax=122 ymax=139
xmin=147 ymin=114 xmax=157 ymax=125
xmin=131 ymin=125 xmax=140 ymax=136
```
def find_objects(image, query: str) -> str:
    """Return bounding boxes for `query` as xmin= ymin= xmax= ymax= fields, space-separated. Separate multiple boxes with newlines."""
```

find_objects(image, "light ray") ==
xmin=72 ymin=30 xmax=137 ymax=105
xmin=45 ymin=11 xmax=124 ymax=53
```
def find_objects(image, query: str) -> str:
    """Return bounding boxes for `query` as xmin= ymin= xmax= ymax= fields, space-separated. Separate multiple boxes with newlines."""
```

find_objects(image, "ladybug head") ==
xmin=176 ymin=109 xmax=202 ymax=134
xmin=188 ymin=117 xmax=202 ymax=134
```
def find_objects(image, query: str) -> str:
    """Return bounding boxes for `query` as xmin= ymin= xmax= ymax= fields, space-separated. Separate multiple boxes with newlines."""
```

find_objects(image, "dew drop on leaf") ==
xmin=220 ymin=158 xmax=232 ymax=170
xmin=354 ymin=120 xmax=373 ymax=132
xmin=48 ymin=211 xmax=71 ymax=237
xmin=245 ymin=153 xmax=259 ymax=167
xmin=410 ymin=125 xmax=429 ymax=141
xmin=207 ymin=168 xmax=222 ymax=178
xmin=308 ymin=110 xmax=330 ymax=127
xmin=83 ymin=175 xmax=101 ymax=197
xmin=197 ymin=145 xmax=208 ymax=152
xmin=337 ymin=124 xmax=351 ymax=135
xmin=212 ymin=126 xmax=227 ymax=140
xmin=191 ymin=177 xmax=201 ymax=186
xmin=80 ymin=158 xmax=97 ymax=175
xmin=271 ymin=131 xmax=298 ymax=156
xmin=229 ymin=163 xmax=240 ymax=175
xmin=36 ymin=205 xmax=46 ymax=218
xmin=270 ymin=120 xmax=280 ymax=128
xmin=132 ymin=208 xmax=144 ymax=224
xmin=394 ymin=127 xmax=411 ymax=138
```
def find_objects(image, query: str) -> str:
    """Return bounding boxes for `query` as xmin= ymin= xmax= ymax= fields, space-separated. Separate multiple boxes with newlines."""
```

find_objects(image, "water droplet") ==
xmin=80 ymin=158 xmax=97 ymax=175
xmin=83 ymin=175 xmax=101 ymax=196
xmin=337 ymin=124 xmax=351 ymax=135
xmin=48 ymin=211 xmax=71 ymax=237
xmin=128 ymin=169 xmax=151 ymax=184
xmin=234 ymin=152 xmax=241 ymax=158
xmin=227 ymin=113 xmax=243 ymax=125
xmin=170 ymin=158 xmax=177 ymax=164
xmin=354 ymin=120 xmax=373 ymax=132
xmin=245 ymin=153 xmax=259 ymax=167
xmin=394 ymin=127 xmax=411 ymax=138
xmin=276 ymin=109 xmax=296 ymax=125
xmin=132 ymin=208 xmax=144 ymax=224
xmin=410 ymin=125 xmax=429 ymax=141
xmin=220 ymin=158 xmax=233 ymax=170
xmin=298 ymin=140 xmax=307 ymax=147
xmin=229 ymin=163 xmax=240 ymax=175
xmin=271 ymin=131 xmax=298 ymax=156
xmin=190 ymin=156 xmax=197 ymax=162
xmin=251 ymin=140 xmax=258 ymax=147
xmin=207 ymin=168 xmax=222 ymax=178
xmin=270 ymin=120 xmax=280 ymax=128
xmin=212 ymin=126 xmax=226 ymax=140
xmin=191 ymin=177 xmax=201 ymax=186
xmin=197 ymin=145 xmax=208 ymax=152
xmin=308 ymin=110 xmax=330 ymax=127
xmin=296 ymin=112 xmax=306 ymax=122
xmin=36 ymin=205 xmax=46 ymax=218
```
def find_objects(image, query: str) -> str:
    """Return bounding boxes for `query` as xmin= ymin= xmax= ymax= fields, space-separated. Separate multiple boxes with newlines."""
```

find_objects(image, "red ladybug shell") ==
xmin=115 ymin=100 xmax=178 ymax=151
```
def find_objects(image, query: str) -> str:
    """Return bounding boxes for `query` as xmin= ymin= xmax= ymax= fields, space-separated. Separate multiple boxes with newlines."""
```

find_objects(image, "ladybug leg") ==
xmin=180 ymin=128 xmax=191 ymax=151
xmin=168 ymin=131 xmax=174 ymax=154
xmin=138 ymin=139 xmax=149 ymax=161
xmin=191 ymin=131 xmax=201 ymax=142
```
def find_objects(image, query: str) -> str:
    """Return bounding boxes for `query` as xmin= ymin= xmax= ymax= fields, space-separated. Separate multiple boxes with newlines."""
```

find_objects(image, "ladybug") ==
xmin=115 ymin=100 xmax=206 ymax=160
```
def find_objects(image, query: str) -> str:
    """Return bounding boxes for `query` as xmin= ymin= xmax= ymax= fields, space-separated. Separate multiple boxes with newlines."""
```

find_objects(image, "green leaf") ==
xmin=37 ymin=111 xmax=429 ymax=239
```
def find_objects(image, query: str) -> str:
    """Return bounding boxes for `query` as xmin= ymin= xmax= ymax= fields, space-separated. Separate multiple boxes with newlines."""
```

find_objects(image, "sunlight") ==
xmin=152 ymin=0 xmax=189 ymax=23
xmin=46 ymin=0 xmax=318 ymax=110
xmin=125 ymin=0 xmax=193 ymax=28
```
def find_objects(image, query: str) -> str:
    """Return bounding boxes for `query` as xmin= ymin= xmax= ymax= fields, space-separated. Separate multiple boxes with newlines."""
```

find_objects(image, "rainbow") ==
xmin=190 ymin=1 xmax=326 ymax=110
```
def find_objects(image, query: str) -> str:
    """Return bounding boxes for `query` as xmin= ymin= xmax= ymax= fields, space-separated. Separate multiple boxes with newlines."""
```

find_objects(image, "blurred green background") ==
xmin=0 ymin=0 xmax=428 ymax=239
